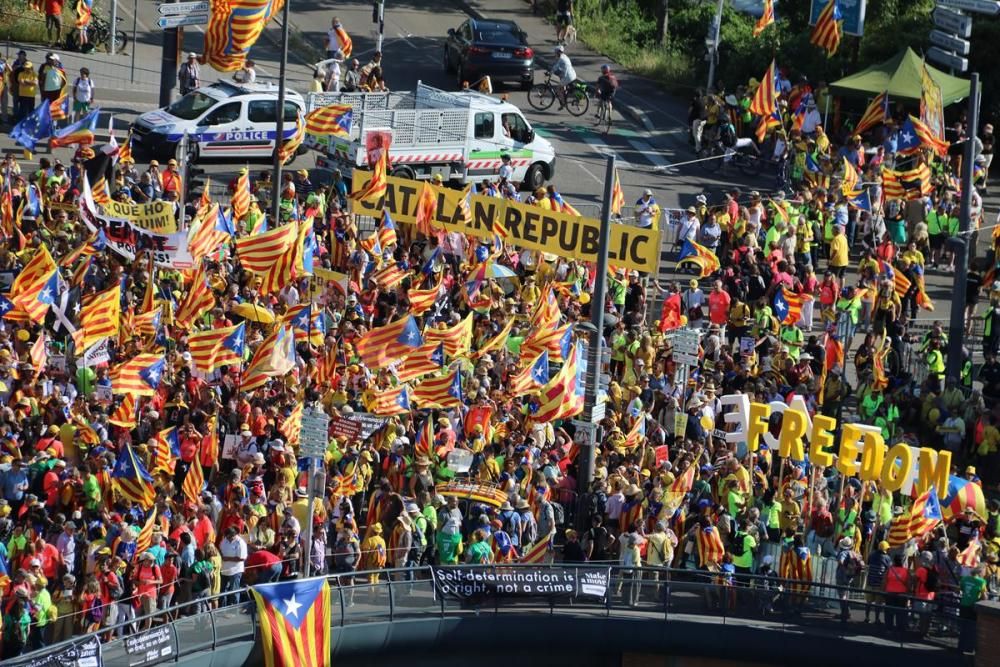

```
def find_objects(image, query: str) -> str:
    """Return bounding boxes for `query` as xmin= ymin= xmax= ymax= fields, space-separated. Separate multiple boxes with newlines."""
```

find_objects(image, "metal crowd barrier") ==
xmin=10 ymin=563 xmax=962 ymax=666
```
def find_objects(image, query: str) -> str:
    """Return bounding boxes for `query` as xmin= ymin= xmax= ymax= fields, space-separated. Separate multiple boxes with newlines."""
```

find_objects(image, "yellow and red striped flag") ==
xmin=622 ymin=414 xmax=647 ymax=449
xmin=531 ymin=346 xmax=583 ymax=423
xmin=251 ymin=578 xmax=332 ymax=667
xmin=350 ymin=152 xmax=388 ymax=205
xmin=133 ymin=510 xmax=158 ymax=560
xmin=276 ymin=113 xmax=305 ymax=166
xmin=181 ymin=447 xmax=205 ymax=503
xmin=356 ymin=315 xmax=424 ymax=369
xmin=110 ymin=354 xmax=166 ymax=396
xmin=407 ymin=278 xmax=441 ymax=316
xmin=372 ymin=261 xmax=409 ymax=290
xmin=187 ymin=322 xmax=247 ymax=373
xmin=333 ymin=19 xmax=352 ymax=57
xmin=520 ymin=537 xmax=550 ymax=563
xmin=241 ymin=325 xmax=297 ymax=392
xmin=810 ymin=0 xmax=842 ymax=56
xmin=279 ymin=403 xmax=304 ymax=447
xmin=80 ymin=284 xmax=121 ymax=349
xmin=610 ymin=168 xmax=625 ymax=216
xmin=282 ymin=304 xmax=325 ymax=345
xmin=508 ymin=351 xmax=549 ymax=397
xmin=670 ymin=464 xmax=696 ymax=495
xmin=521 ymin=322 xmax=574 ymax=364
xmin=696 ymin=525 xmax=726 ymax=567
xmin=749 ymin=60 xmax=777 ymax=117
xmin=108 ymin=393 xmax=137 ymax=428
xmin=235 ymin=221 xmax=299 ymax=294
xmin=414 ymin=181 xmax=437 ymax=236
xmin=473 ymin=318 xmax=514 ymax=359
xmin=188 ymin=204 xmax=235 ymax=262
xmin=887 ymin=487 xmax=942 ymax=547
xmin=111 ymin=443 xmax=155 ymax=508
xmin=753 ymin=0 xmax=774 ymax=37
xmin=10 ymin=246 xmax=58 ymax=323
xmin=203 ymin=0 xmax=285 ymax=72
xmin=412 ymin=367 xmax=464 ymax=409
xmin=29 ymin=333 xmax=47 ymax=373
xmin=175 ymin=265 xmax=216 ymax=328
xmin=231 ymin=171 xmax=251 ymax=220
xmin=394 ymin=342 xmax=445 ymax=384
xmin=423 ymin=312 xmax=473 ymax=358
xmin=151 ymin=428 xmax=177 ymax=477
xmin=304 ymin=103 xmax=352 ymax=137
xmin=855 ymin=92 xmax=889 ymax=136
xmin=372 ymin=384 xmax=412 ymax=415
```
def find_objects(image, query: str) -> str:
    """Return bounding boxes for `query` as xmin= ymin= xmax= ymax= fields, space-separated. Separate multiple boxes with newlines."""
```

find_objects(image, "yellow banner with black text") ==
xmin=350 ymin=172 xmax=659 ymax=273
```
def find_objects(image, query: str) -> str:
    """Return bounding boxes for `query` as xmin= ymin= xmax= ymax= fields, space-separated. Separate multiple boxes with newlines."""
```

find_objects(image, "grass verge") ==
xmin=0 ymin=1 xmax=52 ymax=44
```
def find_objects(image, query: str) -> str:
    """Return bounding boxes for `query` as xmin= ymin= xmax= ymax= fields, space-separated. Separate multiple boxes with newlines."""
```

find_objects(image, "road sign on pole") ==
xmin=933 ymin=7 xmax=974 ymax=36
xmin=930 ymin=29 xmax=971 ymax=55
xmin=158 ymin=1 xmax=209 ymax=15
xmin=156 ymin=14 xmax=208 ymax=29
xmin=927 ymin=46 xmax=970 ymax=72
xmin=937 ymin=0 xmax=999 ymax=14
xmin=299 ymin=410 xmax=330 ymax=459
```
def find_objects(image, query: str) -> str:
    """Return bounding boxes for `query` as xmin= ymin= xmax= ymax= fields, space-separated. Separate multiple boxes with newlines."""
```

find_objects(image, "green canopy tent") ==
xmin=830 ymin=47 xmax=972 ymax=105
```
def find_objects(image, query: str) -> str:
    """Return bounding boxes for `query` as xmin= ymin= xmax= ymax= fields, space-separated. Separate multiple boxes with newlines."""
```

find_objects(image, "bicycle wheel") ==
xmin=114 ymin=30 xmax=128 ymax=52
xmin=698 ymin=146 xmax=721 ymax=173
xmin=565 ymin=90 xmax=589 ymax=117
xmin=527 ymin=83 xmax=555 ymax=111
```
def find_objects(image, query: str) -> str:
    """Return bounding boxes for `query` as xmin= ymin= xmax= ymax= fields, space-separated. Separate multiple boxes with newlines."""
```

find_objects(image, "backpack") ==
xmin=730 ymin=531 xmax=746 ymax=557
xmin=720 ymin=122 xmax=737 ymax=148
xmin=813 ymin=508 xmax=834 ymax=538
xmin=588 ymin=491 xmax=607 ymax=519
xmin=843 ymin=551 xmax=864 ymax=576
xmin=552 ymin=502 xmax=566 ymax=527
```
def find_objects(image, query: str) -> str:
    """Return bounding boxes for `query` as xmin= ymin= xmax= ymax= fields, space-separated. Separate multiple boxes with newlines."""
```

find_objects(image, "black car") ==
xmin=443 ymin=19 xmax=534 ymax=90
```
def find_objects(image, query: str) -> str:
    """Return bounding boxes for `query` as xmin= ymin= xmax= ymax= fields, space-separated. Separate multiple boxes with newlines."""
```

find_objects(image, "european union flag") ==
xmin=10 ymin=101 xmax=54 ymax=152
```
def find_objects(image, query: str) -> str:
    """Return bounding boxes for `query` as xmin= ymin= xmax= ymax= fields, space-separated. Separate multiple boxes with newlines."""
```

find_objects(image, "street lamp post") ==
xmin=271 ymin=0 xmax=292 ymax=223
xmin=705 ymin=0 xmax=725 ymax=92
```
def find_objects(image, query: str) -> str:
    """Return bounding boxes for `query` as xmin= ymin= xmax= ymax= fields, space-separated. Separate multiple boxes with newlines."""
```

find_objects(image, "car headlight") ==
xmin=150 ymin=124 xmax=174 ymax=135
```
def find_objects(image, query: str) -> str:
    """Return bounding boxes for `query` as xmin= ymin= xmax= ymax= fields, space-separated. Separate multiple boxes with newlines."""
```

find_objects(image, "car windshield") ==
xmin=167 ymin=91 xmax=220 ymax=121
xmin=475 ymin=29 xmax=520 ymax=46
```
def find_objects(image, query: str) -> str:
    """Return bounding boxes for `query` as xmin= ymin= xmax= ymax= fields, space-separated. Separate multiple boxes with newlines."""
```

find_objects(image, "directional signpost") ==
xmin=299 ymin=407 xmax=329 ymax=577
xmin=156 ymin=2 xmax=208 ymax=29
xmin=937 ymin=0 xmax=999 ymax=13
xmin=930 ymin=29 xmax=971 ymax=55
xmin=927 ymin=0 xmax=995 ymax=72
xmin=934 ymin=6 xmax=974 ymax=35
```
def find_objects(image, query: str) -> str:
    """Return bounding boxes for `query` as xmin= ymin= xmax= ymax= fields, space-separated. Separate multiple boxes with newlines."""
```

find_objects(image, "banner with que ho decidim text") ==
xmin=103 ymin=200 xmax=179 ymax=233
xmin=81 ymin=198 xmax=194 ymax=269
xmin=350 ymin=171 xmax=660 ymax=274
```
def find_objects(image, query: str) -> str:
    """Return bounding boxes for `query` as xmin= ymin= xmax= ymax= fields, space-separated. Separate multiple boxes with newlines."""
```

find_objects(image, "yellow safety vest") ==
xmin=18 ymin=66 xmax=37 ymax=97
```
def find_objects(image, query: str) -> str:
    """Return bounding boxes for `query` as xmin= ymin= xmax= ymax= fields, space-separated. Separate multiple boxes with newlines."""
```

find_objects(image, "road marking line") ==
xmin=574 ymin=127 xmax=632 ymax=169
xmin=626 ymin=138 xmax=671 ymax=168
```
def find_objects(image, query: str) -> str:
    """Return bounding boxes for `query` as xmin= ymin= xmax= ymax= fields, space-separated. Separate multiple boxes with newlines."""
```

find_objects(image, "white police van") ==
xmin=131 ymin=81 xmax=306 ymax=161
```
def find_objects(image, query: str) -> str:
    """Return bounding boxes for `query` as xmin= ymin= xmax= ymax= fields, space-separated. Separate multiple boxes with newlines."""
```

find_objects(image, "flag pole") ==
xmin=271 ymin=0 xmax=292 ymax=224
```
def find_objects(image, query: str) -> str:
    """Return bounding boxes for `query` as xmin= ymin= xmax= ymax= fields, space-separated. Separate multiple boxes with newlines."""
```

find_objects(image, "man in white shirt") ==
xmin=551 ymin=45 xmax=576 ymax=109
xmin=634 ymin=190 xmax=658 ymax=228
xmin=220 ymin=527 xmax=248 ymax=604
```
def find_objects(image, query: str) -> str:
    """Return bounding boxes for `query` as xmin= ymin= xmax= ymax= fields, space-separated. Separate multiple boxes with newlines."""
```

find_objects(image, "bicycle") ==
xmin=594 ymin=94 xmax=612 ymax=134
xmin=66 ymin=15 xmax=128 ymax=54
xmin=527 ymin=72 xmax=590 ymax=117
xmin=697 ymin=139 xmax=761 ymax=176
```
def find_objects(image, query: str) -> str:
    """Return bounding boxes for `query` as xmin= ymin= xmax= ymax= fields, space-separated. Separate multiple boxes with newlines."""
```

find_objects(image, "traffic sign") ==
xmin=930 ymin=29 xmax=971 ymax=55
xmin=157 ymin=14 xmax=208 ymax=29
xmin=927 ymin=46 xmax=969 ymax=72
xmin=669 ymin=329 xmax=701 ymax=365
xmin=298 ymin=410 xmax=330 ymax=459
xmin=933 ymin=7 xmax=974 ymax=36
xmin=158 ymin=1 xmax=209 ymax=15
xmin=937 ymin=0 xmax=999 ymax=15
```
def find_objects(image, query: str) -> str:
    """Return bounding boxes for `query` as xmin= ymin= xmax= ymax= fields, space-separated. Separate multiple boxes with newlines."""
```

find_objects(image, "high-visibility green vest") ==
xmin=927 ymin=350 xmax=945 ymax=375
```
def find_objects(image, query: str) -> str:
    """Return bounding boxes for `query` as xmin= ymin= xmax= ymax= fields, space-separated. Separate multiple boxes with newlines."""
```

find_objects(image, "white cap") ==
xmin=554 ymin=45 xmax=564 ymax=53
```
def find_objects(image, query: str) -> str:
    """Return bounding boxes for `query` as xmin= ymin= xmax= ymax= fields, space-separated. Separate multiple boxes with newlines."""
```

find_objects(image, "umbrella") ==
xmin=942 ymin=475 xmax=986 ymax=521
xmin=230 ymin=302 xmax=276 ymax=324
xmin=481 ymin=261 xmax=517 ymax=280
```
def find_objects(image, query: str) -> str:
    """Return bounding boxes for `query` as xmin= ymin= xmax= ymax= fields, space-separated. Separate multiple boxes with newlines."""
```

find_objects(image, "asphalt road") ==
xmin=0 ymin=0 xmax=987 ymax=326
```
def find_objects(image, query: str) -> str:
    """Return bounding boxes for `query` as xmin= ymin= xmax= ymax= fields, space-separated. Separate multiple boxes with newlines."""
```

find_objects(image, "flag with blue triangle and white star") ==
xmin=251 ymin=577 xmax=332 ymax=667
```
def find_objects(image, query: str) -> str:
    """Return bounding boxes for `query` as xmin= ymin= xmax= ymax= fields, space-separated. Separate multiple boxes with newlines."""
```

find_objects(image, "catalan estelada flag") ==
xmin=676 ymin=240 xmax=721 ymax=278
xmin=182 ymin=446 xmax=205 ymax=503
xmin=753 ymin=0 xmax=774 ymax=37
xmin=377 ymin=208 xmax=397 ymax=249
xmin=279 ymin=403 xmax=303 ymax=446
xmin=12 ymin=268 xmax=59 ymax=324
xmin=188 ymin=204 xmax=235 ymax=261
xmin=508 ymin=351 xmax=549 ymax=397
xmin=748 ymin=60 xmax=777 ymax=117
xmin=187 ymin=322 xmax=246 ymax=373
xmin=372 ymin=384 xmax=411 ymax=415
xmin=414 ymin=417 xmax=435 ymax=459
xmin=907 ymin=114 xmax=950 ymax=156
xmin=10 ymin=245 xmax=57 ymax=321
xmin=412 ymin=367 xmax=464 ymax=409
xmin=108 ymin=393 xmax=137 ymax=428
xmin=204 ymin=0 xmax=285 ymax=72
xmin=251 ymin=577 xmax=332 ymax=667
xmin=887 ymin=486 xmax=942 ymax=547
xmin=882 ymin=163 xmax=932 ymax=201
xmin=407 ymin=278 xmax=441 ymax=317
xmin=772 ymin=287 xmax=808 ymax=325
xmin=531 ymin=346 xmax=583 ymax=423
xmin=473 ymin=318 xmax=514 ymax=359
xmin=696 ymin=525 xmax=725 ymax=567
xmin=151 ymin=427 xmax=179 ymax=476
xmin=395 ymin=341 xmax=445 ymax=383
xmin=175 ymin=265 xmax=217 ymax=328
xmin=810 ymin=0 xmax=842 ymax=56
xmin=110 ymin=353 xmax=166 ymax=396
xmin=305 ymin=103 xmax=352 ymax=137
xmin=284 ymin=304 xmax=325 ymax=345
xmin=855 ymin=92 xmax=889 ymax=136
xmin=133 ymin=510 xmax=158 ymax=560
xmin=79 ymin=284 xmax=121 ymax=349
xmin=356 ymin=315 xmax=423 ymax=369
xmin=112 ymin=443 xmax=155 ymax=508
xmin=521 ymin=322 xmax=573 ymax=364
xmin=520 ymin=537 xmax=550 ymax=563
xmin=423 ymin=312 xmax=473 ymax=358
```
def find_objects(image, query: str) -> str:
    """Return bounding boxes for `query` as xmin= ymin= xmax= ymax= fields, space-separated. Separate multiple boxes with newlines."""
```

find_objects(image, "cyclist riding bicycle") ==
xmin=552 ymin=45 xmax=577 ymax=109
xmin=596 ymin=64 xmax=618 ymax=102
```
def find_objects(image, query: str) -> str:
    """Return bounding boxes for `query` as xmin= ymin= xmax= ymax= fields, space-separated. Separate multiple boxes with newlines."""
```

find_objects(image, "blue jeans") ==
xmin=221 ymin=573 xmax=243 ymax=606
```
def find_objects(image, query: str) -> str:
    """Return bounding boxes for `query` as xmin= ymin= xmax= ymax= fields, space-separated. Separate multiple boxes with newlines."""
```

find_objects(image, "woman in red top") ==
xmin=882 ymin=554 xmax=911 ymax=633
xmin=913 ymin=551 xmax=937 ymax=637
